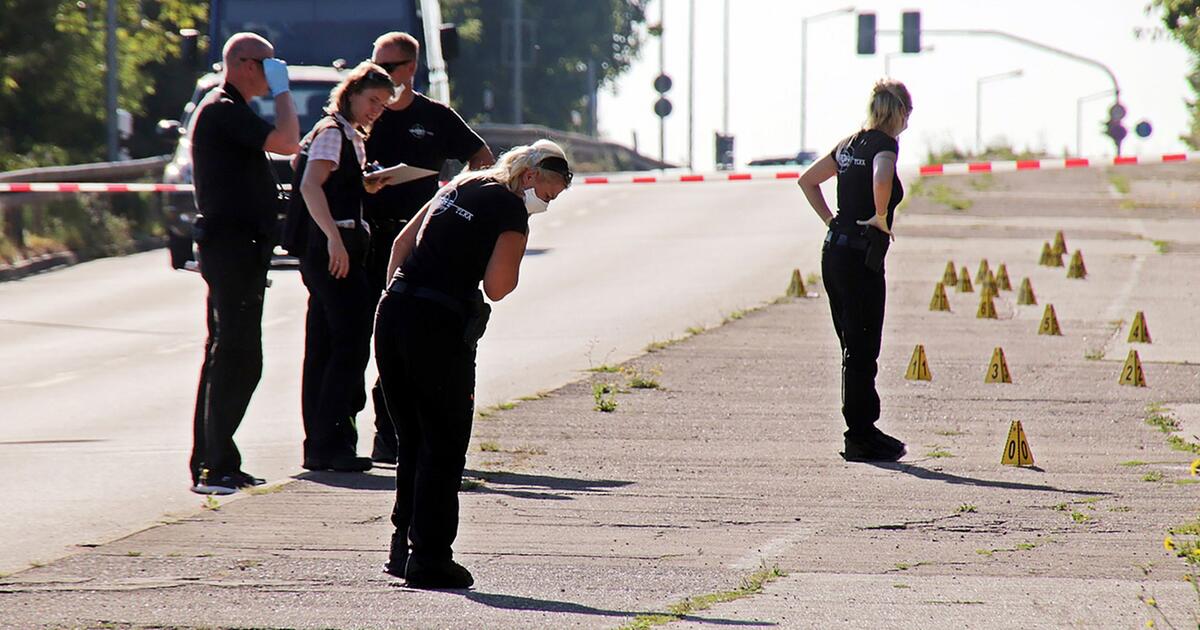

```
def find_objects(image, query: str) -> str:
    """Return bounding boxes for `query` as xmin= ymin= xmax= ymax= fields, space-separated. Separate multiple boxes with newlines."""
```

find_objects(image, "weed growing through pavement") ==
xmin=1084 ymin=347 xmax=1106 ymax=360
xmin=645 ymin=339 xmax=679 ymax=353
xmin=685 ymin=326 xmax=706 ymax=336
xmin=1071 ymin=511 xmax=1092 ymax=524
xmin=496 ymin=401 xmax=517 ymax=411
xmin=479 ymin=441 xmax=500 ymax=452
xmin=1122 ymin=460 xmax=1150 ymax=467
xmin=619 ymin=563 xmax=786 ymax=630
xmin=723 ymin=309 xmax=746 ymax=323
xmin=1153 ymin=240 xmax=1171 ymax=254
xmin=1109 ymin=506 xmax=1134 ymax=512
xmin=1168 ymin=436 xmax=1200 ymax=455
xmin=624 ymin=365 xmax=663 ymax=390
xmin=927 ymin=182 xmax=973 ymax=211
xmin=1146 ymin=404 xmax=1182 ymax=433
xmin=806 ymin=272 xmax=820 ymax=287
xmin=460 ymin=479 xmax=484 ymax=491
xmin=245 ymin=484 xmax=284 ymax=496
xmin=893 ymin=583 xmax=911 ymax=589
xmin=125 ymin=551 xmax=141 ymax=557
xmin=957 ymin=504 xmax=977 ymax=513
xmin=588 ymin=364 xmax=622 ymax=373
xmin=1143 ymin=471 xmax=1165 ymax=482
xmin=593 ymin=382 xmax=619 ymax=412
xmin=28 ymin=560 xmax=45 ymax=568
xmin=926 ymin=446 xmax=954 ymax=458
xmin=202 ymin=496 xmax=220 ymax=511
xmin=1139 ymin=511 xmax=1200 ymax=629
xmin=969 ymin=174 xmax=996 ymax=191
xmin=517 ymin=391 xmax=550 ymax=401
xmin=1053 ymin=502 xmax=1070 ymax=511
xmin=935 ymin=429 xmax=965 ymax=437
xmin=1109 ymin=172 xmax=1131 ymax=194
xmin=1119 ymin=199 xmax=1137 ymax=210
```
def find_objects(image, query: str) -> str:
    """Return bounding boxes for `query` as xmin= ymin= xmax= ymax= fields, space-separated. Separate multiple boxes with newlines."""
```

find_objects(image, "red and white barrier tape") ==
xmin=1 ymin=152 xmax=1195 ymax=193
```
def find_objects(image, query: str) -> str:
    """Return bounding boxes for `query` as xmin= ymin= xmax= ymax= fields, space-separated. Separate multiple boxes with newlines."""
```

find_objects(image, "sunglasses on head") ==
xmin=376 ymin=59 xmax=415 ymax=73
xmin=538 ymin=156 xmax=573 ymax=187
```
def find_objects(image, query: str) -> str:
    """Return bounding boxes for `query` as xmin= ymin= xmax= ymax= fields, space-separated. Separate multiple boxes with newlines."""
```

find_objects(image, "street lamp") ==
xmin=1076 ymin=89 xmax=1115 ymax=157
xmin=884 ymin=45 xmax=934 ymax=77
xmin=975 ymin=69 xmax=1023 ymax=155
xmin=800 ymin=6 xmax=854 ymax=151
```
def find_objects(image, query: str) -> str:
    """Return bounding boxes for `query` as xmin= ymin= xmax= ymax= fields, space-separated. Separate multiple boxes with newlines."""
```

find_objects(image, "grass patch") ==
xmin=685 ymin=326 xmax=706 ymax=336
xmin=1167 ymin=435 xmax=1200 ymax=454
xmin=645 ymin=339 xmax=678 ymax=353
xmin=624 ymin=366 xmax=663 ymax=390
xmin=893 ymin=583 xmax=911 ymax=589
xmin=1108 ymin=506 xmax=1133 ymax=512
xmin=619 ymin=564 xmax=786 ymax=630
xmin=934 ymin=429 xmax=965 ymax=437
xmin=957 ymin=504 xmax=977 ymax=514
xmin=1053 ymin=502 xmax=1070 ymax=511
xmin=460 ymin=479 xmax=485 ymax=491
xmin=927 ymin=182 xmax=973 ymax=211
xmin=593 ymin=383 xmax=619 ymax=413
xmin=517 ymin=391 xmax=550 ymax=402
xmin=926 ymin=447 xmax=954 ymax=458
xmin=723 ymin=309 xmax=746 ymax=322
xmin=1142 ymin=471 xmax=1164 ymax=482
xmin=202 ymin=496 xmax=220 ymax=511
xmin=1119 ymin=460 xmax=1149 ymax=467
xmin=1084 ymin=347 xmax=1105 ymax=360
xmin=1172 ymin=478 xmax=1200 ymax=485
xmin=496 ymin=401 xmax=518 ymax=411
xmin=1109 ymin=172 xmax=1131 ymax=194
xmin=479 ymin=441 xmax=500 ymax=452
xmin=588 ymin=364 xmax=622 ymax=373
xmin=1070 ymin=511 xmax=1092 ymax=524
xmin=1152 ymin=240 xmax=1171 ymax=254
xmin=245 ymin=484 xmax=285 ymax=496
xmin=125 ymin=551 xmax=142 ymax=557
xmin=1145 ymin=404 xmax=1181 ymax=433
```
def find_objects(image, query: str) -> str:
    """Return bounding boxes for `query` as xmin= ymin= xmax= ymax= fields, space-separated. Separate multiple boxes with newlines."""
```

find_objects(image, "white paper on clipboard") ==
xmin=363 ymin=163 xmax=439 ymax=186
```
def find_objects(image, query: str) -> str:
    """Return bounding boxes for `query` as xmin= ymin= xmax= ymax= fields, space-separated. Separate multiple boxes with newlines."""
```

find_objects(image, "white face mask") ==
xmin=524 ymin=188 xmax=550 ymax=215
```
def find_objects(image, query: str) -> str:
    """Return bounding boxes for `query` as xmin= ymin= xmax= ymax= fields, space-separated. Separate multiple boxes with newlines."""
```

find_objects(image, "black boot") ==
xmin=404 ymin=556 xmax=473 ymax=589
xmin=383 ymin=533 xmax=408 ymax=578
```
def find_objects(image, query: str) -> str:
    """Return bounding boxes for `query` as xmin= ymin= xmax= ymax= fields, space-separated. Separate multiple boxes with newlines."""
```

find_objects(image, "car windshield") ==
xmin=247 ymin=80 xmax=339 ymax=135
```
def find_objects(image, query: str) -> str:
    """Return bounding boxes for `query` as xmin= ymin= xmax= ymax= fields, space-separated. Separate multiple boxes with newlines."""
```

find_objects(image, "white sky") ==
xmin=597 ymin=0 xmax=1193 ymax=169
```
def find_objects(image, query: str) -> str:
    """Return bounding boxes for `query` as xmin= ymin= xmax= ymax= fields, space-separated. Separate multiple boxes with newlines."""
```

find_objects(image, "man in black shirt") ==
xmin=366 ymin=31 xmax=495 ymax=464
xmin=188 ymin=32 xmax=299 ymax=495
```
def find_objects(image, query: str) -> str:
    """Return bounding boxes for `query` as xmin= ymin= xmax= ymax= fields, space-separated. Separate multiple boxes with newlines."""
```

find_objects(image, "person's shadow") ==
xmin=461 ymin=591 xmax=776 ymax=627
xmin=866 ymin=461 xmax=1110 ymax=496
xmin=294 ymin=468 xmax=634 ymax=500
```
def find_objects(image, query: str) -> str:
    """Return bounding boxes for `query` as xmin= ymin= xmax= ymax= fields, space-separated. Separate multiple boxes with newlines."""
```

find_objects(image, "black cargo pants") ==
xmin=821 ymin=236 xmax=887 ymax=437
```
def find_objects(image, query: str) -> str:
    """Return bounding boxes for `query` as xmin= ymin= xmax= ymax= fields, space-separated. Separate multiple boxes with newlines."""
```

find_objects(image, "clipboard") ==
xmin=363 ymin=163 xmax=439 ymax=186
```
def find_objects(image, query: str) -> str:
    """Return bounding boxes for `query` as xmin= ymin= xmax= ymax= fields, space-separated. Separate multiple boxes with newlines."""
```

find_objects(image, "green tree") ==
xmin=1152 ymin=0 xmax=1200 ymax=148
xmin=440 ymin=0 xmax=647 ymax=133
xmin=0 ymin=0 xmax=205 ymax=169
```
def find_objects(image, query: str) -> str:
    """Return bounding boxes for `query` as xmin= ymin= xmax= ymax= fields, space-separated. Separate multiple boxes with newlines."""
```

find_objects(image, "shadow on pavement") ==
xmin=463 ymin=591 xmax=775 ymax=626
xmin=292 ymin=470 xmax=396 ymax=490
xmin=871 ymin=462 xmax=1111 ymax=496
xmin=292 ymin=469 xmax=635 ymax=498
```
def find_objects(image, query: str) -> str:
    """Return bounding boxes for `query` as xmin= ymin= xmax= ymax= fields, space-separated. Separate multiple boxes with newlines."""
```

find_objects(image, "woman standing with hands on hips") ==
xmin=375 ymin=139 xmax=571 ymax=589
xmin=286 ymin=62 xmax=396 ymax=473
xmin=797 ymin=79 xmax=912 ymax=463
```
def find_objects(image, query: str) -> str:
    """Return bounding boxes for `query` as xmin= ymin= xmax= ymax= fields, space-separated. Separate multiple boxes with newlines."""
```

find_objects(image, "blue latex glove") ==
xmin=262 ymin=58 xmax=290 ymax=97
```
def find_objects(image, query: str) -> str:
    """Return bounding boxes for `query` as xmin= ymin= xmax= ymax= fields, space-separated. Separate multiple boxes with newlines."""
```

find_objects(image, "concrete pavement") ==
xmin=2 ymin=163 xmax=1198 ymax=629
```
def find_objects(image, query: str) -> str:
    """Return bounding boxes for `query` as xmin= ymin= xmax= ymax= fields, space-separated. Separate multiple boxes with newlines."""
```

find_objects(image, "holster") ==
xmin=462 ymin=290 xmax=491 ymax=351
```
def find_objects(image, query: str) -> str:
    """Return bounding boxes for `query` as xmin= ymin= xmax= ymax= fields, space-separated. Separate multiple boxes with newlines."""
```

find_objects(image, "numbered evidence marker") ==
xmin=957 ymin=266 xmax=974 ymax=293
xmin=942 ymin=261 xmax=958 ymax=286
xmin=1128 ymin=311 xmax=1152 ymax=343
xmin=981 ymin=270 xmax=998 ymax=298
xmin=1017 ymin=277 xmax=1037 ymax=305
xmin=1039 ymin=242 xmax=1063 ymax=267
xmin=1052 ymin=230 xmax=1068 ymax=257
xmin=976 ymin=292 xmax=998 ymax=319
xmin=929 ymin=282 xmax=951 ymax=311
xmin=905 ymin=344 xmax=932 ymax=381
xmin=785 ymin=268 xmax=807 ymax=298
xmin=1118 ymin=349 xmax=1147 ymax=387
xmin=1038 ymin=303 xmax=1062 ymax=335
xmin=995 ymin=263 xmax=1013 ymax=291
xmin=985 ymin=346 xmax=1012 ymax=383
xmin=1000 ymin=420 xmax=1035 ymax=467
xmin=1066 ymin=250 xmax=1087 ymax=279
xmin=975 ymin=258 xmax=991 ymax=284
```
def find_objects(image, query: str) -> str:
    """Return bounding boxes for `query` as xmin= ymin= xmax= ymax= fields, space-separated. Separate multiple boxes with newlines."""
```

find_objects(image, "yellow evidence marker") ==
xmin=929 ymin=282 xmax=951 ymax=312
xmin=1118 ymin=349 xmax=1147 ymax=387
xmin=1001 ymin=420 xmax=1035 ymax=467
xmin=977 ymin=293 xmax=998 ymax=319
xmin=1038 ymin=304 xmax=1062 ymax=335
xmin=957 ymin=267 xmax=974 ymax=293
xmin=1017 ymin=277 xmax=1037 ymax=305
xmin=786 ymin=268 xmax=807 ymax=298
xmin=1066 ymin=250 xmax=1087 ymax=279
xmin=1128 ymin=311 xmax=1152 ymax=343
xmin=995 ymin=264 xmax=1013 ymax=291
xmin=985 ymin=347 xmax=1012 ymax=383
xmin=1039 ymin=242 xmax=1054 ymax=265
xmin=942 ymin=261 xmax=958 ymax=286
xmin=1052 ymin=230 xmax=1067 ymax=256
xmin=975 ymin=259 xmax=991 ymax=284
xmin=905 ymin=344 xmax=932 ymax=381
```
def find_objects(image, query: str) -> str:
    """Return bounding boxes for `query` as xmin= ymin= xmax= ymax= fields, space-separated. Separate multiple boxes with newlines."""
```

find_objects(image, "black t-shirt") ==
xmin=190 ymin=83 xmax=277 ymax=235
xmin=829 ymin=129 xmax=903 ymax=229
xmin=364 ymin=93 xmax=485 ymax=223
xmin=398 ymin=178 xmax=528 ymax=300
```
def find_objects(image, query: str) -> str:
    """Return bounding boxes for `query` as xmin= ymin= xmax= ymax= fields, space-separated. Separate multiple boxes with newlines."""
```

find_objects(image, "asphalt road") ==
xmin=0 ymin=179 xmax=823 ymax=575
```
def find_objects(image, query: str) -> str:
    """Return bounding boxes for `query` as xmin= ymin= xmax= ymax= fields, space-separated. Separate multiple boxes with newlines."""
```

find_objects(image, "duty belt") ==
xmin=824 ymin=230 xmax=870 ymax=251
xmin=387 ymin=279 xmax=467 ymax=317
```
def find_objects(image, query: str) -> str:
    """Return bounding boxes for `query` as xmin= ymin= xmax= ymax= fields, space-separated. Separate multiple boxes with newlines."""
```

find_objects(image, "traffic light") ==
xmin=1104 ymin=102 xmax=1127 ymax=155
xmin=857 ymin=13 xmax=876 ymax=55
xmin=654 ymin=73 xmax=673 ymax=119
xmin=901 ymin=11 xmax=921 ymax=53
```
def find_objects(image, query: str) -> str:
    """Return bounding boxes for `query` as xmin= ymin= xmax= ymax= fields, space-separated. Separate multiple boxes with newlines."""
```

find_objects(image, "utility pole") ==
xmin=105 ymin=0 xmax=119 ymax=161
xmin=722 ymin=0 xmax=729 ymax=134
xmin=512 ymin=0 xmax=522 ymax=125
xmin=658 ymin=0 xmax=665 ymax=168
xmin=687 ymin=0 xmax=694 ymax=170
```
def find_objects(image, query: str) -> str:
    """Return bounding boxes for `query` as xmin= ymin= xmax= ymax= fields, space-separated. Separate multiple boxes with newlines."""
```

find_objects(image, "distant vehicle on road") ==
xmin=158 ymin=0 xmax=454 ymax=270
xmin=747 ymin=150 xmax=819 ymax=167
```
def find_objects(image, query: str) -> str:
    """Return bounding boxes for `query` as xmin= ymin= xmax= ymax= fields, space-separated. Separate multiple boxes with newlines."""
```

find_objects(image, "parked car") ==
xmin=746 ymin=150 xmax=819 ymax=167
xmin=158 ymin=65 xmax=348 ymax=270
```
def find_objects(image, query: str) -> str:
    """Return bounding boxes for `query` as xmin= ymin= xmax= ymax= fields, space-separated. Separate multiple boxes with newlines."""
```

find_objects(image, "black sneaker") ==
xmin=233 ymin=471 xmax=266 ymax=487
xmin=404 ymin=557 xmax=474 ymax=589
xmin=303 ymin=455 xmax=373 ymax=472
xmin=841 ymin=432 xmax=906 ymax=462
xmin=383 ymin=533 xmax=408 ymax=578
xmin=190 ymin=470 xmax=241 ymax=495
